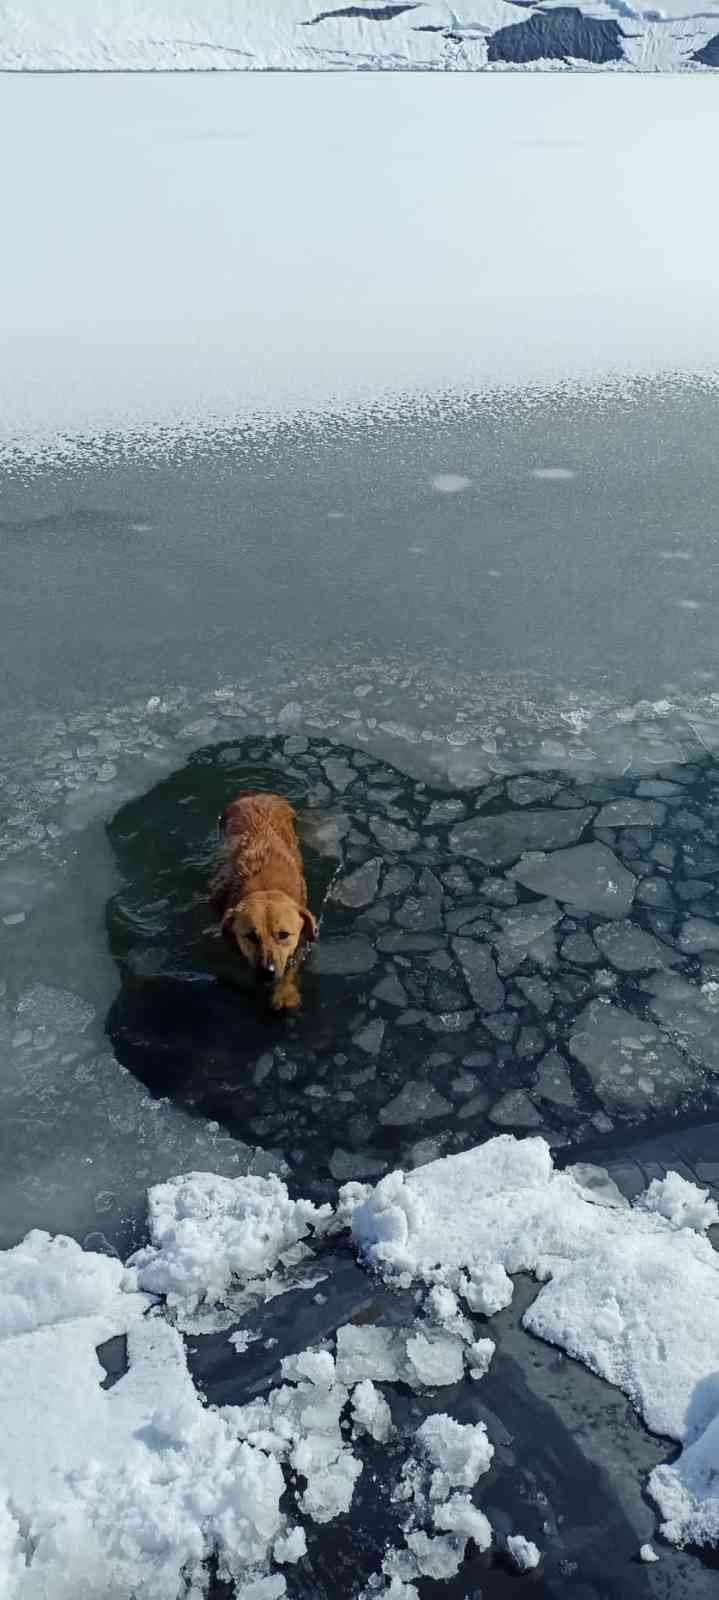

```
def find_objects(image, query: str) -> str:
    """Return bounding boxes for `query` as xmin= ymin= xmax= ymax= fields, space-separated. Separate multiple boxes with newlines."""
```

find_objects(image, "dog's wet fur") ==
xmin=210 ymin=790 xmax=317 ymax=1009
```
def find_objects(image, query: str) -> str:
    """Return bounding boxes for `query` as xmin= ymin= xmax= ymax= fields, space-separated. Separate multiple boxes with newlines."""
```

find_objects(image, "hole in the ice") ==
xmin=105 ymin=737 xmax=719 ymax=1194
xmin=96 ymin=1333 xmax=129 ymax=1391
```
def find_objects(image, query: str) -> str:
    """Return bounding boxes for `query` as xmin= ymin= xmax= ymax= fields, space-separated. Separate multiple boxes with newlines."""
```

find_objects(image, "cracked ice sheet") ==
xmin=350 ymin=1134 xmax=719 ymax=1546
xmin=0 ymin=1234 xmax=293 ymax=1600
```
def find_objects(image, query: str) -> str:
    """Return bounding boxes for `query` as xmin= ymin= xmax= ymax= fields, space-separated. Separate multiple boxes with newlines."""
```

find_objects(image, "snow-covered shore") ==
xmin=1 ymin=0 xmax=718 ymax=73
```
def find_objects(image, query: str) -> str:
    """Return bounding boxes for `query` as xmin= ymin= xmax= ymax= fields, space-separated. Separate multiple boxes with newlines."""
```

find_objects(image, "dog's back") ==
xmin=211 ymin=790 xmax=305 ymax=913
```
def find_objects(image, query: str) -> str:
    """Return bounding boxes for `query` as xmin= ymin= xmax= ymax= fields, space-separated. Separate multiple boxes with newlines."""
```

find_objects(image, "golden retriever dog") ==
xmin=210 ymin=790 xmax=317 ymax=1010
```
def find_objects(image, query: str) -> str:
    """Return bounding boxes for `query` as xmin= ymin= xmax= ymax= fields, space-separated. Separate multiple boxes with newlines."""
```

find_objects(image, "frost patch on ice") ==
xmin=431 ymin=474 xmax=472 ymax=494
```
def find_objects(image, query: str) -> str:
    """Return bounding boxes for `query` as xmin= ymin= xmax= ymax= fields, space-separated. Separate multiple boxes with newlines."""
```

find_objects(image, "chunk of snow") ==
xmin=273 ymin=1526 xmax=306 ymax=1564
xmin=639 ymin=1542 xmax=659 ymax=1562
xmin=459 ymin=1260 xmax=514 ymax=1317
xmin=405 ymin=1332 xmax=464 ymax=1389
xmin=0 ymin=1228 xmax=136 ymax=1336
xmin=129 ymin=1171 xmax=331 ymax=1319
xmin=335 ymin=1324 xmax=404 ymax=1385
xmin=649 ymin=1408 xmax=719 ymax=1548
xmin=405 ymin=1529 xmax=466 ymax=1579
xmin=638 ymin=1172 xmax=719 ymax=1233
xmin=351 ymin=1136 xmax=554 ymax=1282
xmin=467 ymin=1337 xmax=495 ymax=1379
xmin=416 ymin=1414 xmax=494 ymax=1490
xmin=507 ymin=1533 xmax=541 ymax=1570
xmin=351 ymin=1379 xmax=393 ymax=1443
xmin=433 ymin=1493 xmax=493 ymax=1549
xmin=235 ymin=1579 xmax=286 ymax=1600
xmin=280 ymin=1348 xmax=335 ymax=1388
xmin=224 ymin=1350 xmax=363 ymax=1527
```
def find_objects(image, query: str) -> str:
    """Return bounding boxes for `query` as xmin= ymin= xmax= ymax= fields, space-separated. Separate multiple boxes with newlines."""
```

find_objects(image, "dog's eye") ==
xmin=247 ymin=930 xmax=260 ymax=945
xmin=277 ymin=930 xmax=290 ymax=941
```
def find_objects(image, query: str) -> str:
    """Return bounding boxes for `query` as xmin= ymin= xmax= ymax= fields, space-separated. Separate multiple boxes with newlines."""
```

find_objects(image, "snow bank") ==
xmin=351 ymin=1134 xmax=719 ymax=1545
xmin=1 ymin=0 xmax=718 ymax=73
xmin=0 ymin=1228 xmax=132 ymax=1335
xmin=0 ymin=1237 xmax=294 ymax=1600
xmin=129 ymin=1170 xmax=331 ymax=1324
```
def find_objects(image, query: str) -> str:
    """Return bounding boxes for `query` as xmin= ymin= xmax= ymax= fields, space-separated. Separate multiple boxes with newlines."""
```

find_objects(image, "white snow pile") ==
xmin=5 ymin=1136 xmax=719 ymax=1599
xmin=225 ymin=1346 xmax=363 ymax=1525
xmin=507 ymin=1532 xmax=541 ymax=1571
xmin=0 ymin=1228 xmax=132 ymax=1336
xmin=0 ymin=1187 xmax=502 ymax=1599
xmin=637 ymin=1171 xmax=719 ymax=1234
xmin=377 ymin=1412 xmax=494 ymax=1590
xmin=0 ymin=1234 xmax=294 ymax=1600
xmin=129 ymin=1170 xmax=332 ymax=1327
xmin=350 ymin=1133 xmax=719 ymax=1548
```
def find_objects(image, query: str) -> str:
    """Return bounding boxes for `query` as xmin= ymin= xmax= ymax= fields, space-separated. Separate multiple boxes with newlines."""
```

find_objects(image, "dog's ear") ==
xmin=301 ymin=908 xmax=318 ymax=944
xmin=220 ymin=905 xmax=239 ymax=942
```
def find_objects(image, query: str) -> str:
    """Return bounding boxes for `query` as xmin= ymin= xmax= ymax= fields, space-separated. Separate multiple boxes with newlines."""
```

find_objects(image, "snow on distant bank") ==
xmin=1 ymin=0 xmax=718 ymax=72
xmin=3 ymin=1138 xmax=719 ymax=1598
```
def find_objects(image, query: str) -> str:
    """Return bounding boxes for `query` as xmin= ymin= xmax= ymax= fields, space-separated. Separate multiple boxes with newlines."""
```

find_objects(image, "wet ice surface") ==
xmin=103 ymin=736 xmax=719 ymax=1208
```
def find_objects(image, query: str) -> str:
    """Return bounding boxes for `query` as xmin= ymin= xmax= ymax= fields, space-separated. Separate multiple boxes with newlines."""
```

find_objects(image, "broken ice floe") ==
xmin=5 ymin=1132 xmax=719 ymax=1600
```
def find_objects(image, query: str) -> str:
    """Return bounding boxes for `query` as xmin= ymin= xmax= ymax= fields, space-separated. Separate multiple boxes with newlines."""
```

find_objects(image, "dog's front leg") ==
xmin=270 ymin=971 xmax=301 ymax=1011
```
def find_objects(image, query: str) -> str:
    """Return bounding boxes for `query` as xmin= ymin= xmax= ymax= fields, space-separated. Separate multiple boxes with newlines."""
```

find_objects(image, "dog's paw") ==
xmin=270 ymin=981 xmax=301 ymax=1012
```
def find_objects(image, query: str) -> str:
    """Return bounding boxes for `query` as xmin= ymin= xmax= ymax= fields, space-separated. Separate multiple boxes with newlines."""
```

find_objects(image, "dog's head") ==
xmin=221 ymin=890 xmax=317 ymax=983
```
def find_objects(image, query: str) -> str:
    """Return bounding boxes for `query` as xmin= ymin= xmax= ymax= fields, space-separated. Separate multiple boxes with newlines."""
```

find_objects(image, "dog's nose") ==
xmin=257 ymin=962 xmax=276 ymax=984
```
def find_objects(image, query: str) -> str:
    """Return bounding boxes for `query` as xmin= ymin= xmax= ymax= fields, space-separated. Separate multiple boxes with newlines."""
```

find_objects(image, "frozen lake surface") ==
xmin=3 ymin=70 xmax=719 ymax=1600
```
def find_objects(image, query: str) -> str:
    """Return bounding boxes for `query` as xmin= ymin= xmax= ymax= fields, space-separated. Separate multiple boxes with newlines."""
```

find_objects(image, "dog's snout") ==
xmin=257 ymin=961 xmax=276 ymax=985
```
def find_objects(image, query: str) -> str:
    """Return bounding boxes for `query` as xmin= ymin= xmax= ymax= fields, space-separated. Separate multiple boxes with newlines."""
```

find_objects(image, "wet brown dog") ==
xmin=210 ymin=790 xmax=317 ymax=1010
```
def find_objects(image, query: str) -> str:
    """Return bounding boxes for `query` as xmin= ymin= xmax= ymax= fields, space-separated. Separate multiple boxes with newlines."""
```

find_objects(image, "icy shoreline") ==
xmin=1 ymin=0 xmax=719 ymax=73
